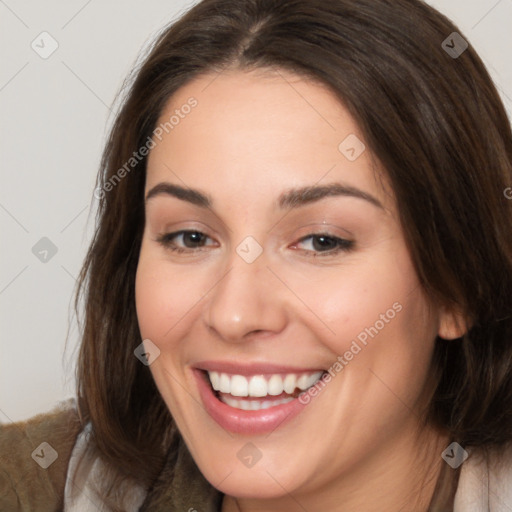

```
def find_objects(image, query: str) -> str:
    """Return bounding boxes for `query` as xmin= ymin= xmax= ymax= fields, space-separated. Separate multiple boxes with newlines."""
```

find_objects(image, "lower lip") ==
xmin=194 ymin=370 xmax=310 ymax=435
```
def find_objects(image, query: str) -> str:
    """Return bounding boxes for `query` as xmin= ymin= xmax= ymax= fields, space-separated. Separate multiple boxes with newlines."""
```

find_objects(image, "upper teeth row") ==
xmin=207 ymin=371 xmax=323 ymax=397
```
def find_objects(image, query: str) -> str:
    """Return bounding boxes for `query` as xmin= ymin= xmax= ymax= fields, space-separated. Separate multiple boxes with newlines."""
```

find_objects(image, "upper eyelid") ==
xmin=158 ymin=219 xmax=353 ymax=236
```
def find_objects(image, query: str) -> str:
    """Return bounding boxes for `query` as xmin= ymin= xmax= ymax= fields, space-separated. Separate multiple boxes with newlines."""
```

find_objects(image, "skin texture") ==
xmin=135 ymin=69 xmax=465 ymax=512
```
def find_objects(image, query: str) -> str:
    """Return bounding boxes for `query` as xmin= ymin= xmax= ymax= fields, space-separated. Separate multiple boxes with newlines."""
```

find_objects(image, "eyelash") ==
xmin=155 ymin=230 xmax=354 ymax=257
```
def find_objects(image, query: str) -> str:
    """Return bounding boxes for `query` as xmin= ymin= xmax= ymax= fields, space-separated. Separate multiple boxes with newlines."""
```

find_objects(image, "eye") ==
xmin=291 ymin=234 xmax=354 ymax=257
xmin=156 ymin=230 xmax=216 ymax=253
xmin=155 ymin=230 xmax=353 ymax=257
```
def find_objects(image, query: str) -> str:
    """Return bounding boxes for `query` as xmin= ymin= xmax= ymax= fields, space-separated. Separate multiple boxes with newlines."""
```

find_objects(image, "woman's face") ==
xmin=135 ymin=69 xmax=454 ymax=504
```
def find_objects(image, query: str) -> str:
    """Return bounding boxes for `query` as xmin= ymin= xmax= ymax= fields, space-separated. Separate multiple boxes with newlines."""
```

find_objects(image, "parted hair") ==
xmin=73 ymin=0 xmax=512 ymax=503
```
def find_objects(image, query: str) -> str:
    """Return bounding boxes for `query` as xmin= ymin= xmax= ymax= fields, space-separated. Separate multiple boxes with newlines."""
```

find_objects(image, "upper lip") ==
xmin=194 ymin=360 xmax=326 ymax=376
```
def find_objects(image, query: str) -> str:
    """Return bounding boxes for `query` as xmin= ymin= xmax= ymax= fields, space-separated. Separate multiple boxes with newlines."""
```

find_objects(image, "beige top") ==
xmin=454 ymin=445 xmax=512 ymax=511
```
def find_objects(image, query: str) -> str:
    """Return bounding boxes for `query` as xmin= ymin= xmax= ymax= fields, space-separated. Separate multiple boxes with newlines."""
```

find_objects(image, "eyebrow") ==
xmin=145 ymin=182 xmax=384 ymax=210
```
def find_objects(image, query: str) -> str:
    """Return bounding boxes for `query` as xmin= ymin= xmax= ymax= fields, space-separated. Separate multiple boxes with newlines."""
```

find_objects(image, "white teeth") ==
xmin=207 ymin=370 xmax=323 ymax=397
xmin=248 ymin=375 xmax=268 ymax=397
xmin=230 ymin=375 xmax=249 ymax=397
xmin=297 ymin=374 xmax=317 ymax=390
xmin=283 ymin=374 xmax=297 ymax=394
xmin=219 ymin=373 xmax=230 ymax=393
xmin=267 ymin=374 xmax=283 ymax=396
xmin=209 ymin=371 xmax=220 ymax=390
xmin=220 ymin=395 xmax=295 ymax=410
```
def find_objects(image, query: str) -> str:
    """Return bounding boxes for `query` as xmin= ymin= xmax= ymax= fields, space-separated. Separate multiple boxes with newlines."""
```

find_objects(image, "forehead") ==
xmin=145 ymin=68 xmax=392 ymax=211
xmin=154 ymin=68 xmax=354 ymax=149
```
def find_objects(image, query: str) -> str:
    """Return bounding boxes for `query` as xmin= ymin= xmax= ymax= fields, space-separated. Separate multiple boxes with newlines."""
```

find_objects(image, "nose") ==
xmin=202 ymin=249 xmax=288 ymax=343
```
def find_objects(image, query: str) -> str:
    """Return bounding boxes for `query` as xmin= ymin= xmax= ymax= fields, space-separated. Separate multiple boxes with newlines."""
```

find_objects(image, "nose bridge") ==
xmin=202 ymin=242 xmax=287 ymax=342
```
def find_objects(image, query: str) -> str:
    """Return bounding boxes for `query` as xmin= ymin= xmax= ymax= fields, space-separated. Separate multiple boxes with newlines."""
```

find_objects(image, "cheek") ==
xmin=295 ymin=245 xmax=432 ymax=361
xmin=134 ymin=248 xmax=206 ymax=415
xmin=134 ymin=247 xmax=203 ymax=346
xmin=135 ymin=264 xmax=170 ymax=341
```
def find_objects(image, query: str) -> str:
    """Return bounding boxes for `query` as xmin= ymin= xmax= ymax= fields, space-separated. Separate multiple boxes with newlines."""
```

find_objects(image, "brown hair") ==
xmin=73 ymin=0 xmax=512 ymax=503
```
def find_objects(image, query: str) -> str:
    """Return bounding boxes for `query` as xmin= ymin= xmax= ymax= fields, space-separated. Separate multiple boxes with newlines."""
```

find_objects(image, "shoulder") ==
xmin=0 ymin=398 xmax=83 ymax=512
xmin=454 ymin=442 xmax=512 ymax=511
xmin=63 ymin=423 xmax=148 ymax=512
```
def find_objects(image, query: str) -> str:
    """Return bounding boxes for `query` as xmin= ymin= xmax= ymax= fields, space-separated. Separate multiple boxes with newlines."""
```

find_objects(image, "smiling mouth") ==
xmin=203 ymin=370 xmax=325 ymax=411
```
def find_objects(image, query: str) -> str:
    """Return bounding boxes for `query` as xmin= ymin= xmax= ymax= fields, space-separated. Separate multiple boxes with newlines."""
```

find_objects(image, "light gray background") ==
xmin=1 ymin=0 xmax=511 ymax=423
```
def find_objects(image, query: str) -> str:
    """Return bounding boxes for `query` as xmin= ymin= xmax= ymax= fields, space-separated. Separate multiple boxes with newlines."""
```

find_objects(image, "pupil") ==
xmin=186 ymin=232 xmax=203 ymax=247
xmin=313 ymin=236 xmax=335 ymax=251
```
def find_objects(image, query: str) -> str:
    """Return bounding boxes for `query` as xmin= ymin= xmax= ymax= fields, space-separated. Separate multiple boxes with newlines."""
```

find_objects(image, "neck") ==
xmin=222 ymin=426 xmax=450 ymax=512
